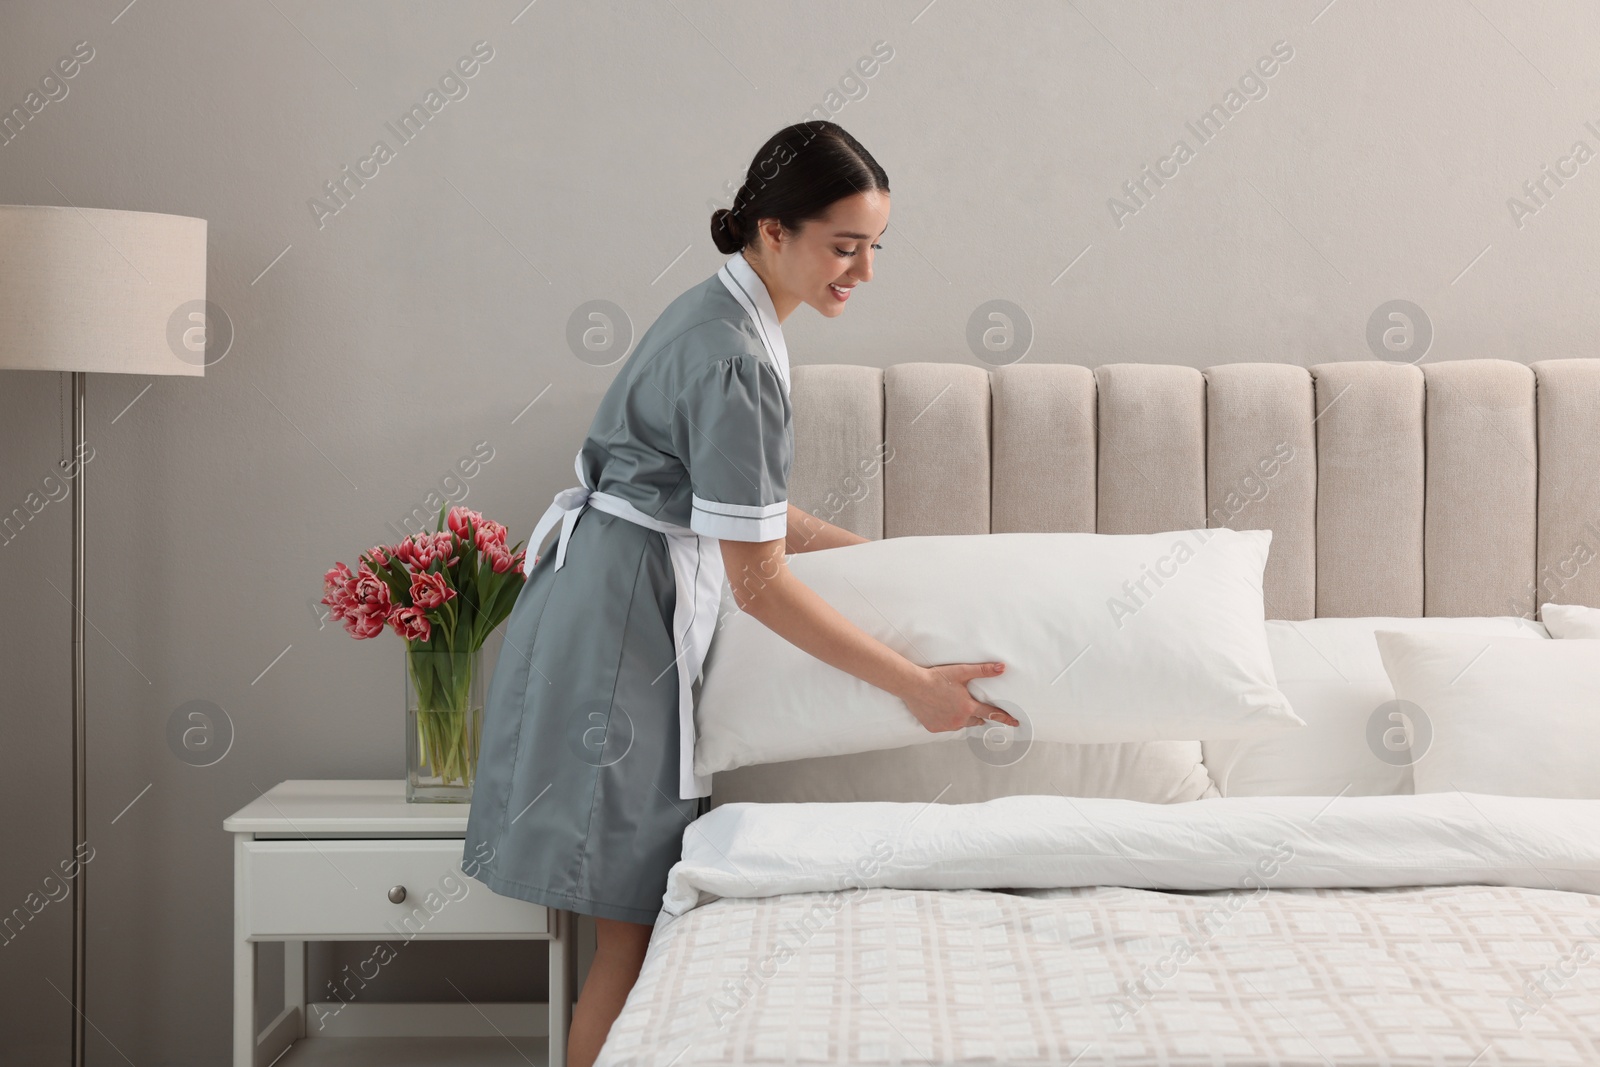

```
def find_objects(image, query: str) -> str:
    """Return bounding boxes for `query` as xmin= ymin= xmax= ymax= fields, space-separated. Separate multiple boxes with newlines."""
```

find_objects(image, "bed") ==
xmin=595 ymin=358 xmax=1600 ymax=1067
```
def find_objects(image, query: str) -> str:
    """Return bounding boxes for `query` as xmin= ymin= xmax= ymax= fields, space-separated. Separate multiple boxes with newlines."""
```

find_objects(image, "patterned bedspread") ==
xmin=598 ymin=883 xmax=1600 ymax=1066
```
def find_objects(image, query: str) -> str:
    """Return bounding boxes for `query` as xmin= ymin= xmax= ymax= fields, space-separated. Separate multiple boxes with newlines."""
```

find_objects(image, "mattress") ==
xmin=596 ymin=794 xmax=1600 ymax=1066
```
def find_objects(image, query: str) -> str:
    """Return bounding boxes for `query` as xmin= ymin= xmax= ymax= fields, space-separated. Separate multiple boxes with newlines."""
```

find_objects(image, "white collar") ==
xmin=716 ymin=252 xmax=790 ymax=394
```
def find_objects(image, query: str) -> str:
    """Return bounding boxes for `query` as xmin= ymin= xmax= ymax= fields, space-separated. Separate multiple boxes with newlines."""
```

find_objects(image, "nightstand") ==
xmin=225 ymin=780 xmax=571 ymax=1067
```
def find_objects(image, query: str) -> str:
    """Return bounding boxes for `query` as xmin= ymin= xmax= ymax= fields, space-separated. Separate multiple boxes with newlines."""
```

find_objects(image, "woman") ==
xmin=463 ymin=120 xmax=1017 ymax=1067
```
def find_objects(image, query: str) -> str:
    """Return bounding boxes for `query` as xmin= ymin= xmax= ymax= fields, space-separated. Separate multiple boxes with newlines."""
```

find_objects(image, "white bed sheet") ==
xmin=596 ymin=794 xmax=1600 ymax=1067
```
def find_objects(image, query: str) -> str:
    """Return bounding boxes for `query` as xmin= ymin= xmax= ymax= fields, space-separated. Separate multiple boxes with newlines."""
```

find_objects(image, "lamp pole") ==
xmin=70 ymin=369 xmax=87 ymax=1066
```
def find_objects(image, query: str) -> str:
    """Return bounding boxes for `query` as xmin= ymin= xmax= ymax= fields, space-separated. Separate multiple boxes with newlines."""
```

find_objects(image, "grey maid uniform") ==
xmin=462 ymin=251 xmax=792 ymax=925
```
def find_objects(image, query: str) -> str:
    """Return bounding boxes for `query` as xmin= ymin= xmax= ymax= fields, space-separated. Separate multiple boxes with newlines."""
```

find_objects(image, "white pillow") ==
xmin=1202 ymin=616 xmax=1549 ymax=797
xmin=1540 ymin=601 xmax=1600 ymax=639
xmin=695 ymin=528 xmax=1301 ymax=778
xmin=1375 ymin=630 xmax=1600 ymax=799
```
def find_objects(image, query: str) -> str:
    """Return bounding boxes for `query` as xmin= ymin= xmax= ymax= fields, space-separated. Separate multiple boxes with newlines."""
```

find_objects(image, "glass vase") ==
xmin=404 ymin=646 xmax=484 ymax=803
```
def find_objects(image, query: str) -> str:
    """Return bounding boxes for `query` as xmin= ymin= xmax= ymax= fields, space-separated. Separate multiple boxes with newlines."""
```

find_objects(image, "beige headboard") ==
xmin=708 ymin=359 xmax=1600 ymax=806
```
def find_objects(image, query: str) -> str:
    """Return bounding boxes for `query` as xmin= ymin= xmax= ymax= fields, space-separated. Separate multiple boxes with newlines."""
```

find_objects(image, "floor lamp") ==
xmin=0 ymin=205 xmax=207 ymax=1065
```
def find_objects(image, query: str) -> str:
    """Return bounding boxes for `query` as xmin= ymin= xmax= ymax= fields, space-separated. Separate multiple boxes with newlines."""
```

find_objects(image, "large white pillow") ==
xmin=1540 ymin=601 xmax=1600 ymax=639
xmin=1202 ymin=615 xmax=1548 ymax=797
xmin=694 ymin=528 xmax=1300 ymax=779
xmin=1375 ymin=629 xmax=1600 ymax=799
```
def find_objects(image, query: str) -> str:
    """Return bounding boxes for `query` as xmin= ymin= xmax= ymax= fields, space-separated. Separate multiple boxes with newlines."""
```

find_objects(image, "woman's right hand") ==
xmin=900 ymin=662 xmax=1019 ymax=733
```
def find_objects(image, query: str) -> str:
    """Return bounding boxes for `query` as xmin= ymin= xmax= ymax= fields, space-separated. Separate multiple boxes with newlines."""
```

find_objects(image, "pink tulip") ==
xmin=315 ymin=566 xmax=384 ymax=643
xmin=322 ymin=590 xmax=356 ymax=626
xmin=344 ymin=608 xmax=387 ymax=640
xmin=393 ymin=536 xmax=425 ymax=568
xmin=447 ymin=506 xmax=486 ymax=540
xmin=323 ymin=593 xmax=353 ymax=624
xmin=388 ymin=605 xmax=431 ymax=642
xmin=409 ymin=570 xmax=456 ymax=609
xmin=321 ymin=566 xmax=362 ymax=624
xmin=473 ymin=520 xmax=509 ymax=554
xmin=321 ymin=562 xmax=355 ymax=601
xmin=427 ymin=533 xmax=461 ymax=569
xmin=487 ymin=543 xmax=528 ymax=575
xmin=327 ymin=565 xmax=392 ymax=640
xmin=396 ymin=532 xmax=459 ymax=571
xmin=351 ymin=566 xmax=389 ymax=605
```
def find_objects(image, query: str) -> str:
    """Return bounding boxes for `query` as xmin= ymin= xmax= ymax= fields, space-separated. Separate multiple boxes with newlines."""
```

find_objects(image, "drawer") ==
xmin=243 ymin=839 xmax=549 ymax=939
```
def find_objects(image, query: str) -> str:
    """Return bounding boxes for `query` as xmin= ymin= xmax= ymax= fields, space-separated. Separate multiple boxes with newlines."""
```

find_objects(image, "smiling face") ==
xmin=744 ymin=189 xmax=889 ymax=322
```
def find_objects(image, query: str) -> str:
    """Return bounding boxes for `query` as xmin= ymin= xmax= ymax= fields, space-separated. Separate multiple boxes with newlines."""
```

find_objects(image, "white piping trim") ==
xmin=690 ymin=493 xmax=787 ymax=520
xmin=690 ymin=501 xmax=787 ymax=542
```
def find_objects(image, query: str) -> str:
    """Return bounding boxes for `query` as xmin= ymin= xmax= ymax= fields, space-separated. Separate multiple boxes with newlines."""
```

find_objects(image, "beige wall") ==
xmin=3 ymin=0 xmax=1598 ymax=1061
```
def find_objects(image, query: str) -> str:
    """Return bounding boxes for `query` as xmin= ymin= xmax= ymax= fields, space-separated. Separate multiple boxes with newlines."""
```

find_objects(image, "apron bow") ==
xmin=530 ymin=485 xmax=592 ymax=570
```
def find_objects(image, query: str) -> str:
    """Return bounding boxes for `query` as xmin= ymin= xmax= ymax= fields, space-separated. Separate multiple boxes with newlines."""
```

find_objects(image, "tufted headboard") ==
xmin=708 ymin=359 xmax=1600 ymax=806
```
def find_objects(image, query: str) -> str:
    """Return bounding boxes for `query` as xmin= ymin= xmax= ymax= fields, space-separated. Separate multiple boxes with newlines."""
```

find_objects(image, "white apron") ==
xmin=526 ymin=252 xmax=789 ymax=800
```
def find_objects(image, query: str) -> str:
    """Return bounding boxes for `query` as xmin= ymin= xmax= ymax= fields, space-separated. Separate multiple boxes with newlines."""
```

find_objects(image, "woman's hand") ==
xmin=898 ymin=662 xmax=1019 ymax=733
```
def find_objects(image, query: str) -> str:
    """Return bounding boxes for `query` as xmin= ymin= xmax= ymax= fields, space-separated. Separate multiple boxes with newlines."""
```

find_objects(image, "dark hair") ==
xmin=710 ymin=121 xmax=889 ymax=256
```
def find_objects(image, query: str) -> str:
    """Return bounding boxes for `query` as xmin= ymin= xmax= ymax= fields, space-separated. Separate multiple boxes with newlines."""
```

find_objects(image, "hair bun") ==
xmin=710 ymin=206 xmax=745 ymax=254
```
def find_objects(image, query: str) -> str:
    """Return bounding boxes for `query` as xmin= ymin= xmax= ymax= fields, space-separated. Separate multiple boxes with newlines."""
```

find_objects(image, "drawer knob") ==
xmin=387 ymin=885 xmax=407 ymax=904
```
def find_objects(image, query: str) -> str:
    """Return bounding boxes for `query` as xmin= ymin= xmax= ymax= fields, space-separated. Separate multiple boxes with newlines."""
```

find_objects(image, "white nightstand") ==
xmin=225 ymin=780 xmax=572 ymax=1067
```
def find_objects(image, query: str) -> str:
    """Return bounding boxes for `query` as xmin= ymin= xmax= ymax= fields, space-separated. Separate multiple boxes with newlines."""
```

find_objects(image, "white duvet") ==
xmin=596 ymin=794 xmax=1600 ymax=1067
xmin=661 ymin=792 xmax=1600 ymax=917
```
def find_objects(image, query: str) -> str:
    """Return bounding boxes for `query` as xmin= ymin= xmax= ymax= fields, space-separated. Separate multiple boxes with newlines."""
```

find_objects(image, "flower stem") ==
xmin=408 ymin=647 xmax=481 ymax=788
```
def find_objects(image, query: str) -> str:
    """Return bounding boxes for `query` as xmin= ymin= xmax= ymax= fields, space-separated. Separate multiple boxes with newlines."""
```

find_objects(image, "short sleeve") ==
xmin=673 ymin=354 xmax=791 ymax=541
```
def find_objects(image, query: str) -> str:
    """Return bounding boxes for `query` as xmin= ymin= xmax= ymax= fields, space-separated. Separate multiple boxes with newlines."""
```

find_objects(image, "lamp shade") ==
xmin=0 ymin=205 xmax=207 ymax=375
